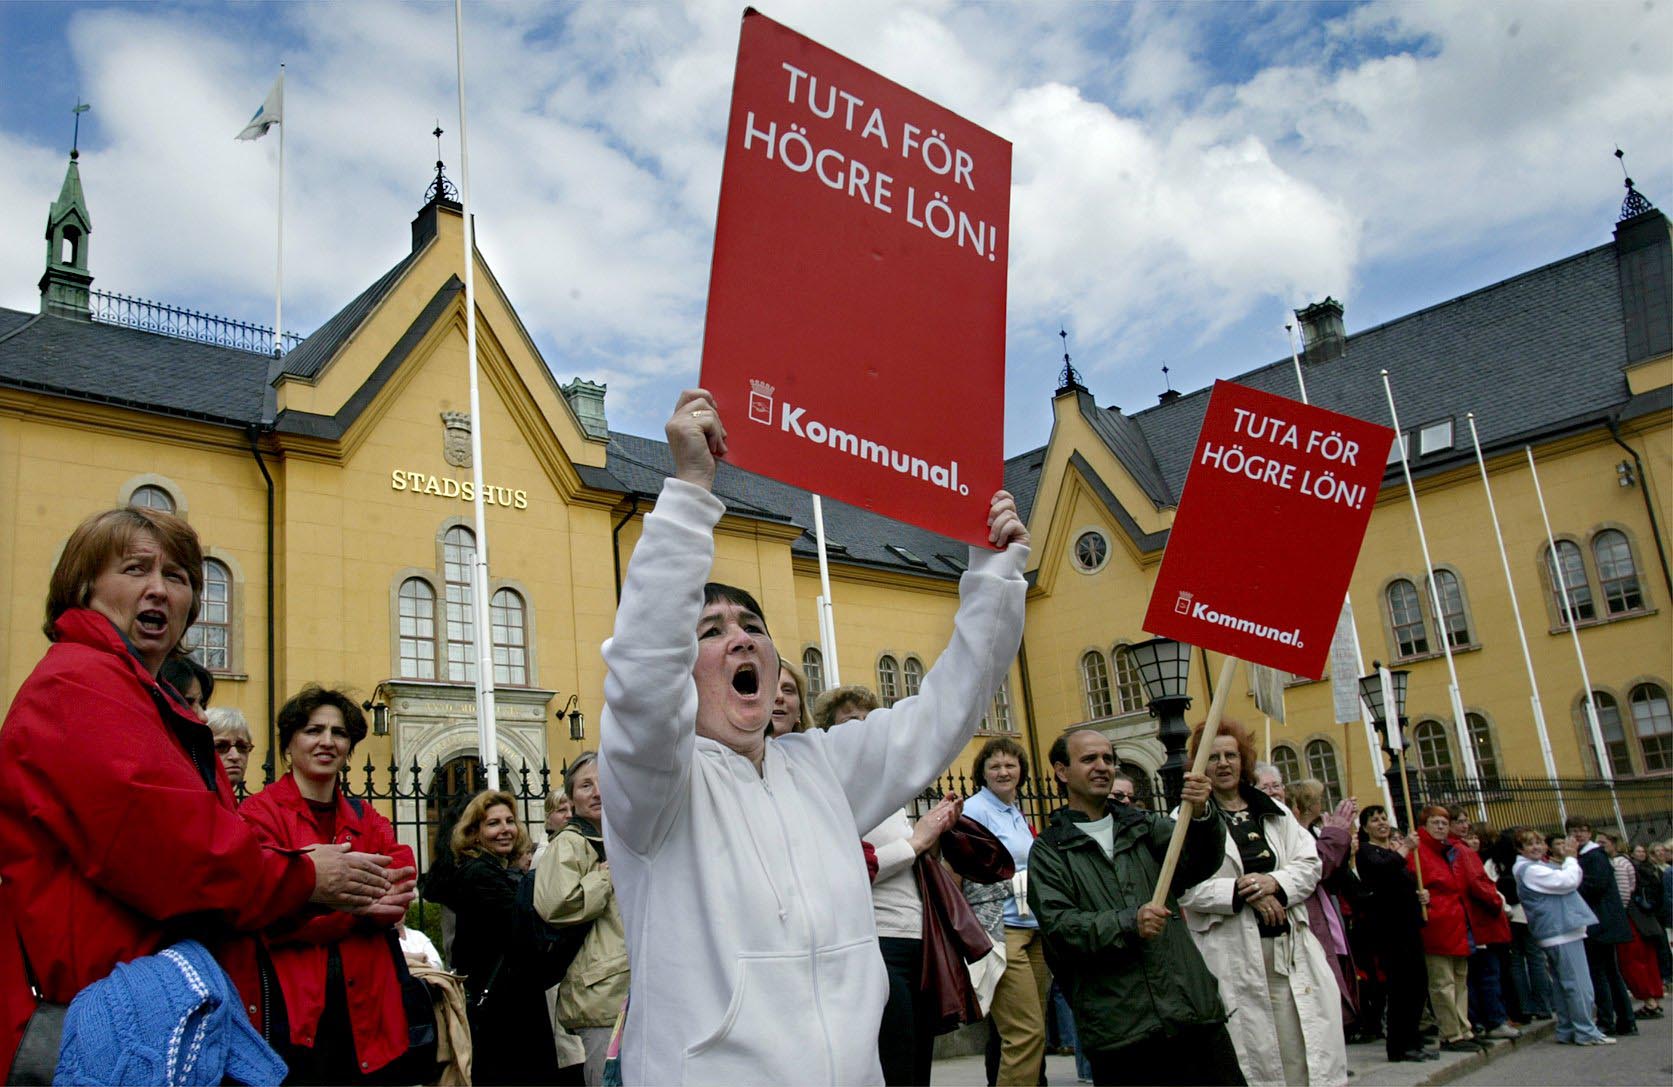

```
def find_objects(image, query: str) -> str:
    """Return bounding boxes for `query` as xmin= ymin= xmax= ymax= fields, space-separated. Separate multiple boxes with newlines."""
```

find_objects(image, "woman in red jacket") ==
xmin=240 ymin=686 xmax=420 ymax=1084
xmin=1450 ymin=821 xmax=1518 ymax=1040
xmin=0 ymin=507 xmax=406 ymax=1078
xmin=1410 ymin=806 xmax=1479 ymax=1051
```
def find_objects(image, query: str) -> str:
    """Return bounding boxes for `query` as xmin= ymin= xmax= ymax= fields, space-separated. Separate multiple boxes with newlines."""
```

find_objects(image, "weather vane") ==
xmin=1162 ymin=364 xmax=1173 ymax=393
xmin=1057 ymin=327 xmax=1085 ymax=393
xmin=1615 ymin=147 xmax=1653 ymax=221
xmin=426 ymin=121 xmax=459 ymax=204
xmin=71 ymin=99 xmax=90 ymax=159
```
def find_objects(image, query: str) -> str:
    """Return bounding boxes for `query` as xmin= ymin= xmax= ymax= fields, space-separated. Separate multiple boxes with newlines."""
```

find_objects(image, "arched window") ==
xmin=490 ymin=588 xmax=528 ymax=686
xmin=130 ymin=484 xmax=176 ymax=513
xmin=1588 ymin=691 xmax=1631 ymax=777
xmin=1386 ymin=579 xmax=1429 ymax=658
xmin=1466 ymin=712 xmax=1500 ymax=785
xmin=1431 ymin=570 xmax=1471 ymax=647
xmin=188 ymin=559 xmax=231 ymax=671
xmin=1271 ymin=744 xmax=1302 ymax=787
xmin=1593 ymin=531 xmax=1644 ymax=615
xmin=877 ymin=655 xmax=901 ymax=706
xmin=1545 ymin=541 xmax=1595 ymax=624
xmin=982 ymin=678 xmax=1014 ymax=733
xmin=902 ymin=656 xmax=924 ymax=699
xmin=443 ymin=526 xmax=477 ymax=682
xmin=1629 ymin=683 xmax=1672 ymax=773
xmin=1413 ymin=719 xmax=1453 ymax=776
xmin=1082 ymin=651 xmax=1113 ymax=719
xmin=1305 ymin=739 xmax=1343 ymax=807
xmin=1112 ymin=644 xmax=1146 ymax=714
xmin=802 ymin=647 xmax=824 ymax=695
xmin=397 ymin=578 xmax=437 ymax=679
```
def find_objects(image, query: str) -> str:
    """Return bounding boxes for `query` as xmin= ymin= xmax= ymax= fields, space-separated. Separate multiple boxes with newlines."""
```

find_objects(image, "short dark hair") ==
xmin=972 ymin=736 xmax=1028 ymax=789
xmin=276 ymin=684 xmax=368 ymax=755
xmin=702 ymin=583 xmax=770 ymax=634
xmin=1445 ymin=805 xmax=1468 ymax=823
xmin=811 ymin=686 xmax=880 ymax=730
xmin=159 ymin=656 xmax=214 ymax=706
xmin=1564 ymin=815 xmax=1591 ymax=834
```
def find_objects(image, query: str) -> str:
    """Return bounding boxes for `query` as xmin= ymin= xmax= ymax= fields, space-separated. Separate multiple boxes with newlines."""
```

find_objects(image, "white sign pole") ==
xmin=1527 ymin=446 xmax=1625 ymax=834
xmin=812 ymin=494 xmax=841 ymax=688
xmin=1380 ymin=371 xmax=1483 ymax=819
xmin=455 ymin=0 xmax=499 ymax=790
xmin=1467 ymin=416 xmax=1563 ymax=822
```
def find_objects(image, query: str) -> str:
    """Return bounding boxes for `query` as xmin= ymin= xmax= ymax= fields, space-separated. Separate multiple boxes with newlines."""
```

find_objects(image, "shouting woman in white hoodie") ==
xmin=599 ymin=390 xmax=1029 ymax=1085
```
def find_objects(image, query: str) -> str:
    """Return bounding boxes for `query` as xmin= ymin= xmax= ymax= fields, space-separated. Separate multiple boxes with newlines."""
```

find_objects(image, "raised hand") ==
xmin=665 ymin=389 xmax=728 ymax=491
xmin=987 ymin=490 xmax=1027 ymax=550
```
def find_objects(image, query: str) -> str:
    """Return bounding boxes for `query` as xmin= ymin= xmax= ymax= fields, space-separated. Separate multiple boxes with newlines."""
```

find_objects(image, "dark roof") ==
xmin=606 ymin=432 xmax=976 ymax=579
xmin=1082 ymin=395 xmax=1174 ymax=506
xmin=0 ymin=308 xmax=268 ymax=424
xmin=278 ymin=249 xmax=422 ymax=381
xmin=1127 ymin=243 xmax=1635 ymax=497
xmin=1004 ymin=446 xmax=1046 ymax=525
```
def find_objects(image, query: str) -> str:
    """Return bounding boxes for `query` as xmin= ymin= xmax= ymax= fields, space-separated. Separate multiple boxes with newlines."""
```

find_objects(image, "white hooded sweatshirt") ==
xmin=599 ymin=479 xmax=1027 ymax=1085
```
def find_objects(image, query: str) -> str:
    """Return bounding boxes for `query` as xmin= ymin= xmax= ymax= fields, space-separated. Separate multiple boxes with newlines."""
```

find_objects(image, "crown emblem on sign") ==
xmin=748 ymin=380 xmax=775 ymax=425
xmin=751 ymin=380 xmax=774 ymax=396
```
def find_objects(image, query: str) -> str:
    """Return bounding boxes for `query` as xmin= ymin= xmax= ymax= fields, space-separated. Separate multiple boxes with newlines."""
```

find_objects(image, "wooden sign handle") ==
xmin=1149 ymin=655 xmax=1239 ymax=911
xmin=1394 ymin=743 xmax=1428 ymax=922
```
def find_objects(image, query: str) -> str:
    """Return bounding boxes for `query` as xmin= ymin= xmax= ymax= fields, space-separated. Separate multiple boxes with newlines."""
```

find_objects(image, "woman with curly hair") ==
xmin=1177 ymin=718 xmax=1345 ymax=1086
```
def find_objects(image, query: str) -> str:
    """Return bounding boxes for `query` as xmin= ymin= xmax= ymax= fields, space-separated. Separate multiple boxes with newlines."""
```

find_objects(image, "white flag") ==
xmin=236 ymin=73 xmax=283 ymax=141
xmin=1379 ymin=665 xmax=1402 ymax=750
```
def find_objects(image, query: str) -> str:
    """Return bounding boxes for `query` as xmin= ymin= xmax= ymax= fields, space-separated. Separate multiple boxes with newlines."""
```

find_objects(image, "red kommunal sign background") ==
xmin=698 ymin=10 xmax=1011 ymax=548
xmin=1142 ymin=381 xmax=1394 ymax=679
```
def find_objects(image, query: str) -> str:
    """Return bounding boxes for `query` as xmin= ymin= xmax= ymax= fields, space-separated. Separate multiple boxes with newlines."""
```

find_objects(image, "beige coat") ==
xmin=408 ymin=964 xmax=472 ymax=1087
xmin=533 ymin=822 xmax=629 ymax=1029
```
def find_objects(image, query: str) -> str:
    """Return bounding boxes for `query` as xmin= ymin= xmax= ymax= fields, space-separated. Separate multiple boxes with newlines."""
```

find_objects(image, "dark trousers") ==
xmin=1382 ymin=938 xmax=1428 ymax=1060
xmin=1086 ymin=1023 xmax=1246 ymax=1086
xmin=1467 ymin=947 xmax=1508 ymax=1030
xmin=1585 ymin=939 xmax=1636 ymax=1033
xmin=879 ymin=937 xmax=937 ymax=1087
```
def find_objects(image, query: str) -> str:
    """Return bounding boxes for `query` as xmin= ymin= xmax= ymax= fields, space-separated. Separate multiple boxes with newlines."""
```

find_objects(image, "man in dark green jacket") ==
xmin=1027 ymin=730 xmax=1244 ymax=1086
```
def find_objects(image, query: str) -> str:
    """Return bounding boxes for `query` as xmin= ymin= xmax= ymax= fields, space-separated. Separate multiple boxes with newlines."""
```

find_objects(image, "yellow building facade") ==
xmin=2 ymin=152 xmax=1669 ymax=842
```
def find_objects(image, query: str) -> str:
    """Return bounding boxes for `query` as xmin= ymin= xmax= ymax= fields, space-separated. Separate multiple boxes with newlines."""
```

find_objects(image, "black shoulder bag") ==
xmin=6 ymin=931 xmax=67 ymax=1087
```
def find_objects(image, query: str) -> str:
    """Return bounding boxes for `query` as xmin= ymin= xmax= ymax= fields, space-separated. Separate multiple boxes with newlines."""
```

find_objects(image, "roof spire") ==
xmin=426 ymin=121 xmax=459 ymax=205
xmin=70 ymin=99 xmax=90 ymax=159
xmin=40 ymin=100 xmax=95 ymax=320
xmin=1615 ymin=147 xmax=1654 ymax=221
xmin=1056 ymin=327 xmax=1086 ymax=394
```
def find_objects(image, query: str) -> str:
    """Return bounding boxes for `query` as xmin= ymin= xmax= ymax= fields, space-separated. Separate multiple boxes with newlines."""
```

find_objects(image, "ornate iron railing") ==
xmin=89 ymin=289 xmax=303 ymax=355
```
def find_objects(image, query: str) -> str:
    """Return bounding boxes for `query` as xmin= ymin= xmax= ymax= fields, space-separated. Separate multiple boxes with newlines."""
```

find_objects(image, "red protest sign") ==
xmin=698 ymin=10 xmax=1011 ymax=548
xmin=1143 ymin=381 xmax=1394 ymax=679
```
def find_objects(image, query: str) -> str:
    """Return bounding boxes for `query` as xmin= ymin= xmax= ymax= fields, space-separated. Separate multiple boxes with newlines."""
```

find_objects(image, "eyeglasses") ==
xmin=214 ymin=740 xmax=254 ymax=755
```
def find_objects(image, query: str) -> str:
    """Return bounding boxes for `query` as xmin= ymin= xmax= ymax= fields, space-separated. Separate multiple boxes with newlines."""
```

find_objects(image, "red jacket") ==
xmin=1450 ymin=835 xmax=1511 ymax=946
xmin=1410 ymin=833 xmax=1469 ymax=957
xmin=0 ymin=610 xmax=316 ymax=1073
xmin=240 ymin=774 xmax=415 ymax=1073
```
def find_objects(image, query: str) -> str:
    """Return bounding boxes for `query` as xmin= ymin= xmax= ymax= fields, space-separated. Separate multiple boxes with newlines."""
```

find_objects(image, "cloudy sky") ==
xmin=2 ymin=0 xmax=1668 ymax=454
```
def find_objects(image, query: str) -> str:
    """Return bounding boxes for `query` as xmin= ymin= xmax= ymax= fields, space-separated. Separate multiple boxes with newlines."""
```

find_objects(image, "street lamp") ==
xmin=558 ymin=694 xmax=585 ymax=742
xmin=1127 ymin=637 xmax=1194 ymax=809
xmin=1358 ymin=663 xmax=1411 ymax=817
xmin=361 ymin=685 xmax=390 ymax=736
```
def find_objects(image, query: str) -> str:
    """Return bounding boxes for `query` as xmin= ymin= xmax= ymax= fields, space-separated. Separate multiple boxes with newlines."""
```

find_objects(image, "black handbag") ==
xmin=6 ymin=931 xmax=67 ymax=1087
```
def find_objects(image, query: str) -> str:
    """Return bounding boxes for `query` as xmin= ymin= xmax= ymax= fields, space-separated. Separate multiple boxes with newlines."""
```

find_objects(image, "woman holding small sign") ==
xmin=1177 ymin=720 xmax=1347 ymax=1086
xmin=597 ymin=390 xmax=1027 ymax=1085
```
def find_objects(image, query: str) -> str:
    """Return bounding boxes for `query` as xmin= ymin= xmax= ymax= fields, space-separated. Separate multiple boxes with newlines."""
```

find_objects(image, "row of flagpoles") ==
xmin=235 ymin=1 xmax=504 ymax=790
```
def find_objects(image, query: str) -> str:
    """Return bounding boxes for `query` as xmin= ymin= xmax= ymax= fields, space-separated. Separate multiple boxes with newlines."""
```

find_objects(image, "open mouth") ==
xmin=136 ymin=609 xmax=169 ymax=635
xmin=731 ymin=663 xmax=759 ymax=696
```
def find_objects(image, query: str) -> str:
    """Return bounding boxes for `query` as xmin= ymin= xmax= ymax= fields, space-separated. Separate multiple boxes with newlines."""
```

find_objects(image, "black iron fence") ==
xmin=90 ymin=288 xmax=304 ymax=355
xmin=1401 ymin=772 xmax=1673 ymax=843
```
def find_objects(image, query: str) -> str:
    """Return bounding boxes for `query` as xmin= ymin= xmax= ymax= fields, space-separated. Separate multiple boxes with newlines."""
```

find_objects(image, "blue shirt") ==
xmin=964 ymin=786 xmax=1037 ymax=928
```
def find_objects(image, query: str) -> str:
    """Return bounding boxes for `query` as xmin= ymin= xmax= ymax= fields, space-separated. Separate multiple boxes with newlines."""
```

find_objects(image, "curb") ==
xmin=1414 ymin=1020 xmax=1557 ymax=1086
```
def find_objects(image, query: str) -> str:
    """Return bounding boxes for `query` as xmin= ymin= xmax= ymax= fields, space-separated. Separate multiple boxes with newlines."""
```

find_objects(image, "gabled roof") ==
xmin=276 ymin=249 xmax=422 ymax=382
xmin=0 ymin=308 xmax=268 ymax=425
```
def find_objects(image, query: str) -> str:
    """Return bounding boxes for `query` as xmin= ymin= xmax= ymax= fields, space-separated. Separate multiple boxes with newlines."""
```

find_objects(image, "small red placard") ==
xmin=698 ymin=10 xmax=1011 ymax=548
xmin=1143 ymin=381 xmax=1394 ymax=678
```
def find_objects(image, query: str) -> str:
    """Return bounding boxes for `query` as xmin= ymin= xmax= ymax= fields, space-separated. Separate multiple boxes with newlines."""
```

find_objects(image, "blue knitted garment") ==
xmin=54 ymin=939 xmax=287 ymax=1086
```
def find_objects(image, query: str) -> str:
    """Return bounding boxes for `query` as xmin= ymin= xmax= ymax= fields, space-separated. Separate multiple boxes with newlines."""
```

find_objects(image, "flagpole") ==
xmin=455 ymin=0 xmax=500 ymax=791
xmin=1467 ymin=415 xmax=1563 ymax=822
xmin=1380 ymin=370 xmax=1483 ymax=819
xmin=812 ymin=494 xmax=841 ymax=687
xmin=1526 ymin=445 xmax=1624 ymax=833
xmin=275 ymin=63 xmax=285 ymax=357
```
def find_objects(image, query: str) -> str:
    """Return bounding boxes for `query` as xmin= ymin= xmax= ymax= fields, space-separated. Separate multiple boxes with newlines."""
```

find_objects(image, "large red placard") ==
xmin=698 ymin=10 xmax=1011 ymax=548
xmin=1143 ymin=381 xmax=1394 ymax=678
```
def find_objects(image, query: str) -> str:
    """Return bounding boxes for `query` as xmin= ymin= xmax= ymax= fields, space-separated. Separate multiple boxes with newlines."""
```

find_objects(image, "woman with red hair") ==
xmin=1410 ymin=807 xmax=1479 ymax=1051
xmin=1177 ymin=719 xmax=1345 ymax=1085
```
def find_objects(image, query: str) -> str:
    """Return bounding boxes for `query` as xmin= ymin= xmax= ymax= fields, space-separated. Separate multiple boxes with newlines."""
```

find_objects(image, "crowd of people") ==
xmin=2 ymin=394 xmax=1669 ymax=1087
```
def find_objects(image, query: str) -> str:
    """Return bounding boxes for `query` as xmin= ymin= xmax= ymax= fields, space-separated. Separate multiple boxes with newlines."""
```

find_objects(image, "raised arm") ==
xmin=817 ymin=492 xmax=1028 ymax=833
xmin=598 ymin=390 xmax=727 ymax=858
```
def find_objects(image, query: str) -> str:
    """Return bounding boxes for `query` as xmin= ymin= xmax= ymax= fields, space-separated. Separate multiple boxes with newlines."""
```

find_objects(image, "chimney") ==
xmin=1294 ymin=298 xmax=1345 ymax=364
xmin=1157 ymin=389 xmax=1181 ymax=405
xmin=1614 ymin=199 xmax=1670 ymax=366
xmin=562 ymin=378 xmax=609 ymax=438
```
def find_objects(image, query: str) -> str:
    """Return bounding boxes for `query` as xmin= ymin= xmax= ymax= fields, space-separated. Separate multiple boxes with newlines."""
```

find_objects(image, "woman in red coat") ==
xmin=1451 ymin=824 xmax=1518 ymax=1040
xmin=1410 ymin=806 xmax=1479 ymax=1051
xmin=240 ymin=686 xmax=420 ymax=1084
xmin=0 ymin=507 xmax=406 ymax=1077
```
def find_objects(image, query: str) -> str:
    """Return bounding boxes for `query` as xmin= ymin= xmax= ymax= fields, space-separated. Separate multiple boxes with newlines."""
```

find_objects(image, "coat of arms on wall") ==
xmin=441 ymin=412 xmax=472 ymax=468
